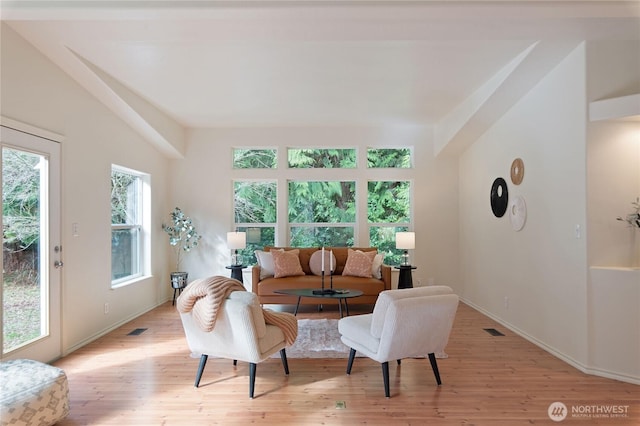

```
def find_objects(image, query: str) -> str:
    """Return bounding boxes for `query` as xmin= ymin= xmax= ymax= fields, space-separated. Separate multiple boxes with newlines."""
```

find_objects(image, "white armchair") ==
xmin=179 ymin=290 xmax=294 ymax=398
xmin=338 ymin=286 xmax=459 ymax=398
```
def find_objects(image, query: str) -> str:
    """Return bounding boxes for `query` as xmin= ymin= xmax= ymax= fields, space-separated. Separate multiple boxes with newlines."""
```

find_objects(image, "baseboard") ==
xmin=62 ymin=301 xmax=165 ymax=357
xmin=460 ymin=298 xmax=640 ymax=386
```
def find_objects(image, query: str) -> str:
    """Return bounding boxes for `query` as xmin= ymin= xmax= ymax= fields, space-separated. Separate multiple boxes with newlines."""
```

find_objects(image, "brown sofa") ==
xmin=252 ymin=246 xmax=391 ymax=305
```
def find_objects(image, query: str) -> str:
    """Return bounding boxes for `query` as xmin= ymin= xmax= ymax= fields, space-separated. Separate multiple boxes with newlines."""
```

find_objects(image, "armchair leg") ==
xmin=195 ymin=354 xmax=208 ymax=388
xmin=346 ymin=348 xmax=356 ymax=374
xmin=280 ymin=348 xmax=290 ymax=375
xmin=428 ymin=353 xmax=442 ymax=385
xmin=382 ymin=361 xmax=390 ymax=398
xmin=249 ymin=363 xmax=257 ymax=399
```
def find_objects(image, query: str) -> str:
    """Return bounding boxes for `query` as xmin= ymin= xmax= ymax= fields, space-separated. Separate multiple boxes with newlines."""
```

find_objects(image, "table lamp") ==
xmin=227 ymin=231 xmax=246 ymax=266
xmin=395 ymin=231 xmax=415 ymax=266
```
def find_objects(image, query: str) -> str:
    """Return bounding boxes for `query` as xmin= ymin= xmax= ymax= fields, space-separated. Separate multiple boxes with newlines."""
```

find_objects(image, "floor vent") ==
xmin=484 ymin=328 xmax=505 ymax=336
xmin=128 ymin=328 xmax=148 ymax=336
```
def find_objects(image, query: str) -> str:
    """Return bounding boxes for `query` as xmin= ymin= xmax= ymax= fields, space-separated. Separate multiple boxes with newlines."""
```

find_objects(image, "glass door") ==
xmin=1 ymin=125 xmax=61 ymax=362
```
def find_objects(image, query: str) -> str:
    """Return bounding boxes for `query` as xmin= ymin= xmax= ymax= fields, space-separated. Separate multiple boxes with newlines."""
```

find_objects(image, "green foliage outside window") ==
xmin=367 ymin=181 xmax=410 ymax=223
xmin=111 ymin=170 xmax=138 ymax=224
xmin=288 ymin=181 xmax=356 ymax=246
xmin=288 ymin=148 xmax=356 ymax=168
xmin=367 ymin=148 xmax=411 ymax=168
xmin=233 ymin=149 xmax=277 ymax=169
xmin=288 ymin=181 xmax=356 ymax=223
xmin=234 ymin=181 xmax=277 ymax=223
xmin=2 ymin=148 xmax=40 ymax=251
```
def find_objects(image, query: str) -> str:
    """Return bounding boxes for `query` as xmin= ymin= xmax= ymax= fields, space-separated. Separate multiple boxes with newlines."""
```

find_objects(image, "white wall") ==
xmin=171 ymin=126 xmax=460 ymax=291
xmin=458 ymin=44 xmax=589 ymax=368
xmin=586 ymin=40 xmax=640 ymax=269
xmin=1 ymin=24 xmax=172 ymax=357
xmin=585 ymin=40 xmax=640 ymax=382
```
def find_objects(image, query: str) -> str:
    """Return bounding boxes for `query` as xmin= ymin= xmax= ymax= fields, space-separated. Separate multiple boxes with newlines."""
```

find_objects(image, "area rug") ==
xmin=271 ymin=318 xmax=449 ymax=359
xmin=273 ymin=318 xmax=354 ymax=359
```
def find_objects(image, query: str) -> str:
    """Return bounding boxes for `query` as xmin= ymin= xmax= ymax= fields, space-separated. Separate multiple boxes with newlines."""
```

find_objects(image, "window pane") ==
xmin=233 ymin=149 xmax=277 ymax=169
xmin=367 ymin=148 xmax=412 ymax=168
xmin=289 ymin=181 xmax=356 ymax=223
xmin=234 ymin=181 xmax=277 ymax=223
xmin=111 ymin=170 xmax=139 ymax=224
xmin=367 ymin=181 xmax=410 ymax=223
xmin=290 ymin=226 xmax=354 ymax=247
xmin=111 ymin=166 xmax=144 ymax=285
xmin=369 ymin=226 xmax=408 ymax=266
xmin=235 ymin=226 xmax=275 ymax=265
xmin=2 ymin=148 xmax=44 ymax=352
xmin=111 ymin=228 xmax=140 ymax=280
xmin=288 ymin=148 xmax=356 ymax=168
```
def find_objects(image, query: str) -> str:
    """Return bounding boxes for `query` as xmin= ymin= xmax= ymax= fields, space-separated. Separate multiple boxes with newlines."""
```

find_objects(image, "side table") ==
xmin=226 ymin=265 xmax=247 ymax=283
xmin=394 ymin=265 xmax=417 ymax=289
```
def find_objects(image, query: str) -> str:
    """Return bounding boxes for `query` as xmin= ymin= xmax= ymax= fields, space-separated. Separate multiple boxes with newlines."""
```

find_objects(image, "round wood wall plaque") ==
xmin=510 ymin=158 xmax=524 ymax=185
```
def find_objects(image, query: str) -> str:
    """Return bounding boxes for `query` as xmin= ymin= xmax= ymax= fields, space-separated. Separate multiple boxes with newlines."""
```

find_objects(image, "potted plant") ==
xmin=162 ymin=207 xmax=202 ymax=290
xmin=617 ymin=197 xmax=640 ymax=229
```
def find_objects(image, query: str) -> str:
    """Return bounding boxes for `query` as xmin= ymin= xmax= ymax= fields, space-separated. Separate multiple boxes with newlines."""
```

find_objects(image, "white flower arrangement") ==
xmin=162 ymin=207 xmax=202 ymax=270
xmin=617 ymin=197 xmax=640 ymax=229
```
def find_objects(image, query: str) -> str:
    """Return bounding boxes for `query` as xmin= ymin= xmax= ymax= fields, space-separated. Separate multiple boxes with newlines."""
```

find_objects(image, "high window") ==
xmin=288 ymin=148 xmax=356 ymax=168
xmin=233 ymin=148 xmax=277 ymax=169
xmin=111 ymin=165 xmax=149 ymax=286
xmin=367 ymin=148 xmax=412 ymax=168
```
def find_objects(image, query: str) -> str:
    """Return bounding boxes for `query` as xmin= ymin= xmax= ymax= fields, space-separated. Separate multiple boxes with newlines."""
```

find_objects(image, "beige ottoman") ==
xmin=0 ymin=359 xmax=69 ymax=426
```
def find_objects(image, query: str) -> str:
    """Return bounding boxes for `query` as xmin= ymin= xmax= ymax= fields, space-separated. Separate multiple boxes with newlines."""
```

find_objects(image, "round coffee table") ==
xmin=273 ymin=288 xmax=364 ymax=318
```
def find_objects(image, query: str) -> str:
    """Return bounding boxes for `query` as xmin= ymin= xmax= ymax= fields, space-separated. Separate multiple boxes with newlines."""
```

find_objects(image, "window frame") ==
xmin=110 ymin=165 xmax=150 ymax=288
xmin=231 ymin=146 xmax=414 ymax=262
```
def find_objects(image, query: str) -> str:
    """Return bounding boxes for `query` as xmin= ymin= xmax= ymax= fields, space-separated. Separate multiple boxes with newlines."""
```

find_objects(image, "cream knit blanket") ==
xmin=176 ymin=275 xmax=298 ymax=346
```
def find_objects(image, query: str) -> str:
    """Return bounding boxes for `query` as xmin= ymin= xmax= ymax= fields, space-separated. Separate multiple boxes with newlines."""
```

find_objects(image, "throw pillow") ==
xmin=309 ymin=249 xmax=337 ymax=276
xmin=272 ymin=249 xmax=305 ymax=278
xmin=371 ymin=253 xmax=385 ymax=279
xmin=342 ymin=249 xmax=376 ymax=278
xmin=254 ymin=250 xmax=276 ymax=279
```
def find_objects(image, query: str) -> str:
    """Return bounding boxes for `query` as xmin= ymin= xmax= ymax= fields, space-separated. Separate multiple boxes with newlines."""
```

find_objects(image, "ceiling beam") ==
xmin=434 ymin=40 xmax=581 ymax=157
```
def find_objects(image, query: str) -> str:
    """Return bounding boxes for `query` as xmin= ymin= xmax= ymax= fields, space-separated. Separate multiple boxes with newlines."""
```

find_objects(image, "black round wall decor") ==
xmin=490 ymin=177 xmax=509 ymax=218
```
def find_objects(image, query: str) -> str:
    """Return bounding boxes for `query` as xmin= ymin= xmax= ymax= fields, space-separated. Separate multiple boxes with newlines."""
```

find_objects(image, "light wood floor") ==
xmin=53 ymin=301 xmax=638 ymax=425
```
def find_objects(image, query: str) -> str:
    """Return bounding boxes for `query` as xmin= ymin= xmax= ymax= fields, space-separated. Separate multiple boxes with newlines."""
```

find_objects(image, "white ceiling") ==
xmin=2 ymin=1 xmax=639 ymax=154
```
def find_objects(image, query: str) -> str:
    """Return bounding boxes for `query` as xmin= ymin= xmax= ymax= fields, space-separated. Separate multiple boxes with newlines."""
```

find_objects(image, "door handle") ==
xmin=54 ymin=260 xmax=64 ymax=268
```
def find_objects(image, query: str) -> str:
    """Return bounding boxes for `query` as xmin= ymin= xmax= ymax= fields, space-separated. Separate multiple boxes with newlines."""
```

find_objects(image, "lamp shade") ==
xmin=226 ymin=232 xmax=246 ymax=250
xmin=395 ymin=232 xmax=415 ymax=250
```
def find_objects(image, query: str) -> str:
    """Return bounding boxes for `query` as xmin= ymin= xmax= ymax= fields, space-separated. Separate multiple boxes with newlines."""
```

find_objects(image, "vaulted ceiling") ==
xmin=2 ymin=1 xmax=639 ymax=157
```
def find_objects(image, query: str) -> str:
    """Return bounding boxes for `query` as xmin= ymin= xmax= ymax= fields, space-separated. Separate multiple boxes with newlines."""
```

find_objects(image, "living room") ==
xmin=1 ymin=1 xmax=638 ymax=424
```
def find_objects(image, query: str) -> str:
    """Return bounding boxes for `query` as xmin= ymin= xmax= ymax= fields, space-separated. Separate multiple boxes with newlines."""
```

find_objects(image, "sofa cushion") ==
xmin=342 ymin=249 xmax=376 ymax=278
xmin=372 ymin=253 xmax=385 ymax=279
xmin=309 ymin=249 xmax=337 ymax=275
xmin=272 ymin=249 xmax=305 ymax=278
xmin=255 ymin=250 xmax=276 ymax=279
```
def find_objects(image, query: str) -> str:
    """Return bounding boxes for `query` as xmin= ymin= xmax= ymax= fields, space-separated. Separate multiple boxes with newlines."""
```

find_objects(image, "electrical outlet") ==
xmin=104 ymin=303 xmax=109 ymax=314
xmin=504 ymin=297 xmax=509 ymax=310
